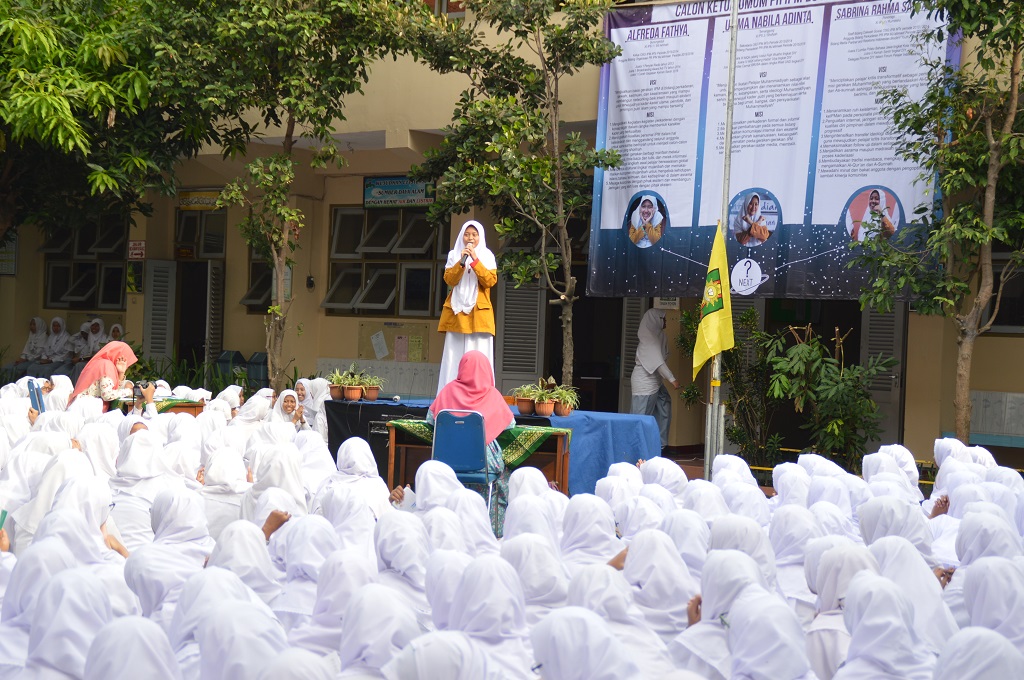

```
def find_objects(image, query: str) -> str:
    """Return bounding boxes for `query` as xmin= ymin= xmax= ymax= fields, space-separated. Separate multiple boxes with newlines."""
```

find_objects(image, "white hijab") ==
xmin=868 ymin=536 xmax=959 ymax=653
xmin=196 ymin=601 xmax=289 ymax=680
xmin=313 ymin=483 xmax=378 ymax=563
xmin=76 ymin=422 xmax=119 ymax=478
xmin=622 ymin=529 xmax=699 ymax=643
xmin=168 ymin=567 xmax=270 ymax=677
xmin=772 ymin=462 xmax=812 ymax=508
xmin=446 ymin=220 xmax=496 ymax=316
xmin=85 ymin=317 xmax=107 ymax=354
xmin=659 ymin=509 xmax=709 ymax=582
xmin=20 ymin=316 xmax=47 ymax=359
xmin=325 ymin=436 xmax=392 ymax=520
xmin=85 ymin=616 xmax=183 ymax=680
xmin=669 ymin=550 xmax=764 ymax=680
xmin=444 ymin=489 xmax=500 ymax=557
xmin=837 ymin=571 xmax=936 ymax=679
xmin=293 ymin=430 xmax=337 ymax=497
xmin=635 ymin=309 xmax=669 ymax=374
xmin=374 ymin=511 xmax=432 ymax=632
xmin=425 ymin=550 xmax=474 ymax=632
xmin=240 ymin=443 xmax=307 ymax=522
xmin=531 ymin=607 xmax=643 ymax=680
xmin=206 ymin=521 xmax=284 ymax=605
xmin=559 ymin=494 xmax=623 ymax=570
xmin=728 ymin=586 xmax=815 ymax=680
xmin=413 ymin=460 xmax=463 ymax=513
xmin=680 ymin=479 xmax=731 ymax=525
xmin=614 ymin=496 xmax=666 ymax=544
xmin=151 ymin=487 xmax=217 ymax=564
xmin=40 ymin=317 xmax=70 ymax=360
xmin=933 ymin=627 xmax=1024 ymax=680
xmin=640 ymin=456 xmax=688 ymax=497
xmin=722 ymin=482 xmax=770 ymax=527
xmin=423 ymin=507 xmax=469 ymax=553
xmin=269 ymin=515 xmax=342 ymax=628
xmin=264 ymin=389 xmax=299 ymax=424
xmin=964 ymin=555 xmax=1024 ymax=653
xmin=709 ymin=514 xmax=778 ymax=590
xmin=448 ymin=555 xmax=534 ymax=680
xmin=770 ymin=505 xmax=824 ymax=618
xmin=503 ymin=494 xmax=561 ymax=549
xmin=567 ymin=563 xmax=675 ymax=678
xmin=125 ymin=543 xmax=203 ymax=632
xmin=257 ymin=649 xmax=334 ymax=680
xmin=857 ymin=495 xmax=935 ymax=565
xmin=21 ymin=567 xmax=113 ymax=680
xmin=288 ymin=549 xmax=377 ymax=656
xmin=338 ymin=584 xmax=421 ymax=678
xmin=606 ymin=461 xmax=644 ymax=494
xmin=380 ymin=631 xmax=496 ymax=680
xmin=500 ymin=534 xmax=570 ymax=626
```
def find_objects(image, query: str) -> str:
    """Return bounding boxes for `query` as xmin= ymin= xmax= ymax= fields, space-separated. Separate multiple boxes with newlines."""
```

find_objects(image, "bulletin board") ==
xmin=358 ymin=321 xmax=432 ymax=362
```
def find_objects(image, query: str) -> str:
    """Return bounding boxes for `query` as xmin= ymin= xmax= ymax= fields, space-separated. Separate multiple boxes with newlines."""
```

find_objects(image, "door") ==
xmin=861 ymin=302 xmax=907 ymax=446
xmin=205 ymin=260 xmax=226 ymax=365
xmin=143 ymin=260 xmax=177 ymax=362
xmin=495 ymin=277 xmax=546 ymax=394
xmin=177 ymin=261 xmax=209 ymax=366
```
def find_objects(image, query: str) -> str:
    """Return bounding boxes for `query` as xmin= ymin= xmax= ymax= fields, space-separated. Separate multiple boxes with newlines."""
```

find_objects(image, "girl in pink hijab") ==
xmin=68 ymin=341 xmax=137 ymax=411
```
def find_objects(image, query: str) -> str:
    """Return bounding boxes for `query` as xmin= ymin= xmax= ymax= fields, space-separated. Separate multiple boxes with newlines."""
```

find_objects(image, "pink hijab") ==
xmin=69 ymin=341 xmax=137 ymax=407
xmin=430 ymin=350 xmax=512 ymax=445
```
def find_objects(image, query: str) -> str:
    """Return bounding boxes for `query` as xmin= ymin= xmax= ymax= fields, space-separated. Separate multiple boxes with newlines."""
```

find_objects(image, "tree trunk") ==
xmin=560 ymin=299 xmax=573 ymax=387
xmin=954 ymin=328 xmax=976 ymax=442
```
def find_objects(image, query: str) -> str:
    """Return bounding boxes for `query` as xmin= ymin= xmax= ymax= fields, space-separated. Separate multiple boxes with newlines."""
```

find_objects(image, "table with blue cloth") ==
xmin=324 ymin=398 xmax=661 ymax=495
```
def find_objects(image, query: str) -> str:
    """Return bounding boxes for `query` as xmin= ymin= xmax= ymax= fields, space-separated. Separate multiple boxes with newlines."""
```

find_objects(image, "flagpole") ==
xmin=705 ymin=0 xmax=740 ymax=482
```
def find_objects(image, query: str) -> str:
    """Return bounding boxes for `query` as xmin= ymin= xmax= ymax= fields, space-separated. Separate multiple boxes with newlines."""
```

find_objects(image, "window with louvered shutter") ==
xmin=143 ymin=261 xmax=177 ymax=361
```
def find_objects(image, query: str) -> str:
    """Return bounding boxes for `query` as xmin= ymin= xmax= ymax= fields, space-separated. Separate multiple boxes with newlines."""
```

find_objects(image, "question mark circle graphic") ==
xmin=730 ymin=258 xmax=768 ymax=296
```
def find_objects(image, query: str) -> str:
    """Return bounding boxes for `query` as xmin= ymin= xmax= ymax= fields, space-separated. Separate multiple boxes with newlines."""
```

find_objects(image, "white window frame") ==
xmin=352 ymin=267 xmax=398 ymax=311
xmin=97 ymin=263 xmax=126 ymax=309
xmin=61 ymin=263 xmax=99 ymax=302
xmin=320 ymin=265 xmax=364 ymax=310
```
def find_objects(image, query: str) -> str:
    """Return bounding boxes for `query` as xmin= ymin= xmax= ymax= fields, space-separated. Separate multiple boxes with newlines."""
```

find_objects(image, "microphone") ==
xmin=459 ymin=253 xmax=470 ymax=267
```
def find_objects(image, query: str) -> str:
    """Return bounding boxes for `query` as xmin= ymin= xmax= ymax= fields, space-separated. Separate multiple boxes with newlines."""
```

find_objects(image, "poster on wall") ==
xmin=588 ymin=0 xmax=951 ymax=299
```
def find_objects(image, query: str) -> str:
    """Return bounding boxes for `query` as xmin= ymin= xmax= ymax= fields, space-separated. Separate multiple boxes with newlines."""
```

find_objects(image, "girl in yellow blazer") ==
xmin=437 ymin=220 xmax=498 ymax=393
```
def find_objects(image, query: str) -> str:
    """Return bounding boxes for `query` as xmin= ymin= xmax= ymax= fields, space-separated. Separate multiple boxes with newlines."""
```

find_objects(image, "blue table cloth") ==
xmin=545 ymin=409 xmax=661 ymax=494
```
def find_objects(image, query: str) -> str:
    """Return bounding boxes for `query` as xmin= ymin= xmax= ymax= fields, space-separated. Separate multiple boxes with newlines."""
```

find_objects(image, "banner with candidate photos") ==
xmin=588 ymin=0 xmax=952 ymax=299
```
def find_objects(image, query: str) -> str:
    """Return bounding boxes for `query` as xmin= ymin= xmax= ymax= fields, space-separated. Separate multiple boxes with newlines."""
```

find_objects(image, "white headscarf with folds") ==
xmin=338 ymin=584 xmax=421 ymax=677
xmin=381 ymin=631 xmax=497 ymax=680
xmin=85 ymin=616 xmax=182 ymax=680
xmin=622 ymin=529 xmax=698 ymax=644
xmin=288 ymin=549 xmax=377 ymax=656
xmin=531 ymin=607 xmax=644 ymax=680
xmin=446 ymin=220 xmax=496 ymax=315
xmin=838 ymin=571 xmax=937 ymax=679
xmin=195 ymin=601 xmax=288 ymax=680
xmin=728 ymin=586 xmax=816 ymax=680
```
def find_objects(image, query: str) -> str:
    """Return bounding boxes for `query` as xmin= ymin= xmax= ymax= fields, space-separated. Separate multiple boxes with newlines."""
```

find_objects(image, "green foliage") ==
xmin=218 ymin=155 xmax=302 ymax=266
xmin=408 ymin=0 xmax=622 ymax=384
xmin=678 ymin=308 xmax=786 ymax=468
xmin=0 ymin=0 xmax=207 ymax=242
xmin=126 ymin=346 xmax=248 ymax=395
xmin=550 ymin=384 xmax=580 ymax=408
xmin=766 ymin=325 xmax=897 ymax=472
xmin=508 ymin=383 xmax=541 ymax=399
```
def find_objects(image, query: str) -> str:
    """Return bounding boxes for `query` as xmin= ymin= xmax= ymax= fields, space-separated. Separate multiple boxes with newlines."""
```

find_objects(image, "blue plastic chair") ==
xmin=431 ymin=409 xmax=500 ymax=509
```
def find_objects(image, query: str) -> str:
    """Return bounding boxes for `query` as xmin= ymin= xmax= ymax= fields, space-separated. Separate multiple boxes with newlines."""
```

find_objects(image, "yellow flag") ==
xmin=693 ymin=225 xmax=735 ymax=379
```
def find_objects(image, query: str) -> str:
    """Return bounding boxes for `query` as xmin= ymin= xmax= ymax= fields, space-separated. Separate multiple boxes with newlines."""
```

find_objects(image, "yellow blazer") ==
xmin=438 ymin=261 xmax=497 ymax=335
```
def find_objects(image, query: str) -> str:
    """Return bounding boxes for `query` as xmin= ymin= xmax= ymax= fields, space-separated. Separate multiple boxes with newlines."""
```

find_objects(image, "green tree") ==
xmin=851 ymin=1 xmax=1024 ymax=440
xmin=0 ymin=0 xmax=201 ymax=242
xmin=767 ymin=325 xmax=896 ymax=472
xmin=153 ymin=0 xmax=422 ymax=390
xmin=410 ymin=0 xmax=621 ymax=385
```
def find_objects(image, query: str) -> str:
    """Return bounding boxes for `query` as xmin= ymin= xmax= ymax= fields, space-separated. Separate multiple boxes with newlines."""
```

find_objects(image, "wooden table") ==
xmin=386 ymin=421 xmax=570 ymax=492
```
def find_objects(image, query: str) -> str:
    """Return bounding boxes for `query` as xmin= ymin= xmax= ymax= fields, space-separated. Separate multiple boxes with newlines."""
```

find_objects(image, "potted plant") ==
xmin=326 ymin=368 xmax=346 ymax=400
xmin=329 ymin=363 xmax=366 ymax=401
xmin=509 ymin=384 xmax=539 ymax=415
xmin=551 ymin=385 xmax=580 ymax=417
xmin=360 ymin=374 xmax=387 ymax=402
xmin=533 ymin=386 xmax=556 ymax=417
